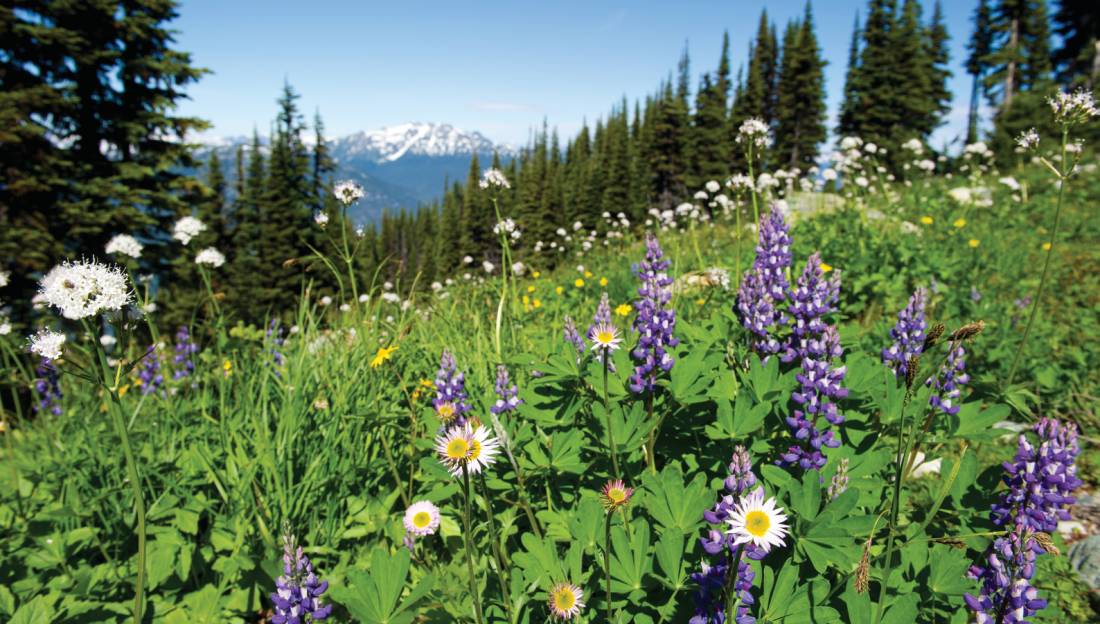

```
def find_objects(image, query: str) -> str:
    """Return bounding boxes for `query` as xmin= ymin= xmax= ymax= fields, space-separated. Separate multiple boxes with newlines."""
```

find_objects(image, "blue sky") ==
xmin=174 ymin=0 xmax=981 ymax=148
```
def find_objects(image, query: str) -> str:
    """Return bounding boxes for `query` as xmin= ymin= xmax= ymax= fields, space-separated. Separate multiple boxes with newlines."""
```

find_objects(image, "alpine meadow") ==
xmin=5 ymin=1 xmax=1100 ymax=623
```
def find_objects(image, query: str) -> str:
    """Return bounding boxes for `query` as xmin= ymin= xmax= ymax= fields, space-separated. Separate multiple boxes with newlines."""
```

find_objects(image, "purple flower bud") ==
xmin=881 ymin=288 xmax=927 ymax=379
xmin=490 ymin=365 xmax=522 ymax=415
xmin=629 ymin=233 xmax=678 ymax=393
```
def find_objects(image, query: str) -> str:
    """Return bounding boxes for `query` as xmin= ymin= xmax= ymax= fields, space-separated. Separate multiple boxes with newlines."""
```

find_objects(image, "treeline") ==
xmin=2 ymin=0 xmax=1098 ymax=328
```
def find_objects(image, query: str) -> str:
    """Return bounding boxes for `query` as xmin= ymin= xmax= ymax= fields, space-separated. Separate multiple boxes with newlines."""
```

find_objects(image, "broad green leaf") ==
xmin=654 ymin=531 xmax=687 ymax=589
xmin=640 ymin=464 xmax=712 ymax=534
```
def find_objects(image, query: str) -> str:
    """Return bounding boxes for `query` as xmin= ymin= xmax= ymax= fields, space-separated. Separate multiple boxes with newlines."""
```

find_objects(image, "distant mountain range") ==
xmin=197 ymin=122 xmax=515 ymax=223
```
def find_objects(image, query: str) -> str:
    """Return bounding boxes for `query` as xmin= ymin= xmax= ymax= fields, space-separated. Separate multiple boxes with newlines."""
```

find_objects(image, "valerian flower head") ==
xmin=172 ymin=216 xmax=206 ymax=245
xmin=39 ymin=259 xmax=132 ymax=320
xmin=105 ymin=234 xmax=143 ymax=259
xmin=334 ymin=180 xmax=365 ymax=206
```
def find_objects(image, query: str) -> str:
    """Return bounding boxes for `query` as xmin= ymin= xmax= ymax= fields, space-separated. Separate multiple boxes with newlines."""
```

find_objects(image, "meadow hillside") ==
xmin=1 ymin=126 xmax=1099 ymax=622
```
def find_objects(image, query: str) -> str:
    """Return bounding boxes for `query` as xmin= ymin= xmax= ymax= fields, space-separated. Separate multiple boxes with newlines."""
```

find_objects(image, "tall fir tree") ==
xmin=689 ymin=32 xmax=732 ymax=188
xmin=226 ymin=131 xmax=267 ymax=321
xmin=0 ymin=0 xmax=206 ymax=317
xmin=837 ymin=12 xmax=863 ymax=137
xmin=1052 ymin=0 xmax=1100 ymax=87
xmin=774 ymin=4 xmax=828 ymax=169
xmin=966 ymin=0 xmax=995 ymax=143
xmin=924 ymin=1 xmax=953 ymax=136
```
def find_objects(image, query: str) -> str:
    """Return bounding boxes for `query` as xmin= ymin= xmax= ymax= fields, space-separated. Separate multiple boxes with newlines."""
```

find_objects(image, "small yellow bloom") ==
xmin=522 ymin=295 xmax=530 ymax=306
xmin=532 ymin=298 xmax=542 ymax=308
xmin=599 ymin=277 xmax=608 ymax=287
xmin=574 ymin=278 xmax=585 ymax=288
xmin=118 ymin=384 xmax=130 ymax=397
xmin=584 ymin=270 xmax=593 ymax=279
xmin=615 ymin=303 xmax=632 ymax=317
xmin=222 ymin=360 xmax=233 ymax=377
xmin=695 ymin=298 xmax=706 ymax=306
xmin=370 ymin=345 xmax=398 ymax=368
xmin=420 ymin=379 xmax=435 ymax=388
xmin=1042 ymin=242 xmax=1052 ymax=251
xmin=968 ymin=239 xmax=980 ymax=248
xmin=527 ymin=285 xmax=536 ymax=293
xmin=532 ymin=271 xmax=541 ymax=278
xmin=953 ymin=218 xmax=966 ymax=228
xmin=920 ymin=216 xmax=934 ymax=225
xmin=820 ymin=262 xmax=833 ymax=273
xmin=556 ymin=286 xmax=564 ymax=295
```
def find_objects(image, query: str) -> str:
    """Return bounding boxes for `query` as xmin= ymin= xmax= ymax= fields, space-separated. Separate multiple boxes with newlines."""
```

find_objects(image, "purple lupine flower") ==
xmin=881 ymin=288 xmax=927 ymax=379
xmin=735 ymin=208 xmax=792 ymax=357
xmin=779 ymin=323 xmax=848 ymax=472
xmin=991 ymin=418 xmax=1081 ymax=533
xmin=780 ymin=252 xmax=840 ymax=364
xmin=926 ymin=344 xmax=970 ymax=417
xmin=33 ymin=358 xmax=62 ymax=416
xmin=433 ymin=350 xmax=470 ymax=427
xmin=138 ymin=345 xmax=164 ymax=396
xmin=628 ymin=233 xmax=678 ymax=393
xmin=270 ymin=532 xmax=333 ymax=624
xmin=970 ymin=286 xmax=982 ymax=302
xmin=490 ymin=365 xmax=522 ymax=415
xmin=267 ymin=319 xmax=287 ymax=368
xmin=562 ymin=316 xmax=585 ymax=359
xmin=964 ymin=526 xmax=1046 ymax=624
xmin=692 ymin=446 xmax=762 ymax=624
xmin=173 ymin=326 xmax=198 ymax=380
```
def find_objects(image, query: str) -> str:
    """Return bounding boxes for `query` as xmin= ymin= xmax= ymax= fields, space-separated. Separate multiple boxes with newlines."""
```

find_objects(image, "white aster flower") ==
xmin=548 ymin=581 xmax=585 ymax=620
xmin=726 ymin=487 xmax=790 ymax=552
xmin=105 ymin=234 xmax=143 ymax=259
xmin=821 ymin=168 xmax=837 ymax=181
xmin=172 ymin=216 xmax=206 ymax=245
xmin=29 ymin=329 xmax=66 ymax=360
xmin=334 ymin=180 xmax=365 ymax=205
xmin=39 ymin=260 xmax=132 ymax=320
xmin=195 ymin=247 xmax=226 ymax=268
xmin=902 ymin=138 xmax=923 ymax=153
xmin=403 ymin=500 xmax=441 ymax=537
xmin=0 ymin=322 xmax=10 ymax=336
xmin=320 ymin=296 xmax=332 ymax=306
xmin=435 ymin=424 xmax=500 ymax=477
xmin=482 ymin=261 xmax=495 ymax=274
xmin=948 ymin=187 xmax=973 ymax=204
xmin=588 ymin=322 xmax=622 ymax=353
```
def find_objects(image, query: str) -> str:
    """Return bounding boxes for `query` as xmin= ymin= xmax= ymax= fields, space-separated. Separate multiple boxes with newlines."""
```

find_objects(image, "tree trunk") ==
xmin=1003 ymin=18 xmax=1019 ymax=110
xmin=967 ymin=72 xmax=981 ymax=144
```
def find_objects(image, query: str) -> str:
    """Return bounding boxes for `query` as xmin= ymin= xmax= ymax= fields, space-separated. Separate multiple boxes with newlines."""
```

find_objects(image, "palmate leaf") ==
xmin=756 ymin=560 xmax=841 ymax=623
xmin=609 ymin=521 xmax=652 ymax=600
xmin=640 ymin=464 xmax=712 ymax=534
xmin=706 ymin=390 xmax=770 ymax=440
xmin=653 ymin=531 xmax=688 ymax=590
xmin=332 ymin=548 xmax=434 ymax=624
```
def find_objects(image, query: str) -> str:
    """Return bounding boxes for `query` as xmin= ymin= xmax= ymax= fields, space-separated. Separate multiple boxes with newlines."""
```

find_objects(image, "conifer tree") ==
xmin=984 ymin=0 xmax=1053 ymax=111
xmin=838 ymin=12 xmax=863 ymax=137
xmin=850 ymin=0 xmax=903 ymax=152
xmin=732 ymin=11 xmax=779 ymax=153
xmin=0 ymin=0 xmax=206 ymax=314
xmin=226 ymin=131 xmax=267 ymax=321
xmin=966 ymin=0 xmax=995 ymax=142
xmin=893 ymin=0 xmax=934 ymax=140
xmin=1052 ymin=0 xmax=1100 ymax=87
xmin=924 ymin=1 xmax=953 ymax=134
xmin=775 ymin=4 xmax=828 ymax=169
xmin=690 ymin=33 xmax=732 ymax=188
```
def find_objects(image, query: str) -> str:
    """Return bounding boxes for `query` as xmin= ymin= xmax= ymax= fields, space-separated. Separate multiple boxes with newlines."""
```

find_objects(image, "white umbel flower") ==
xmin=403 ymin=500 xmax=441 ymax=537
xmin=0 ymin=270 xmax=9 ymax=287
xmin=334 ymin=180 xmax=365 ymax=205
xmin=479 ymin=168 xmax=511 ymax=190
xmin=105 ymin=234 xmax=143 ymax=259
xmin=1049 ymin=89 xmax=1099 ymax=125
xmin=314 ymin=211 xmax=330 ymax=227
xmin=195 ymin=248 xmax=226 ymax=268
xmin=172 ymin=216 xmax=206 ymax=245
xmin=736 ymin=118 xmax=771 ymax=148
xmin=39 ymin=260 xmax=132 ymax=320
xmin=29 ymin=329 xmax=66 ymax=360
xmin=726 ymin=487 xmax=790 ymax=552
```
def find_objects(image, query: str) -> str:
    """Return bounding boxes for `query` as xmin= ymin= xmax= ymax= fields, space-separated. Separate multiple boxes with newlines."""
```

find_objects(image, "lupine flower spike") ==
xmin=433 ymin=350 xmax=471 ymax=427
xmin=629 ymin=233 xmax=678 ymax=393
xmin=736 ymin=207 xmax=792 ymax=357
xmin=882 ymin=288 xmax=927 ymax=380
xmin=270 ymin=529 xmax=332 ymax=624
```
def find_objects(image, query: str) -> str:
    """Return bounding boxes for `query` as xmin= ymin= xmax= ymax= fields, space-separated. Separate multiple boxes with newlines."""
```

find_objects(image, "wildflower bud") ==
xmin=904 ymin=356 xmax=920 ymax=391
xmin=282 ymin=258 xmax=298 ymax=269
xmin=1032 ymin=532 xmax=1060 ymax=556
xmin=923 ymin=323 xmax=946 ymax=351
xmin=855 ymin=538 xmax=871 ymax=594
xmin=948 ymin=320 xmax=985 ymax=342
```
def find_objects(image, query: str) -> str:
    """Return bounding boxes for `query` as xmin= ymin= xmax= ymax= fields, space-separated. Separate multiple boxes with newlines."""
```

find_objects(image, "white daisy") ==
xmin=403 ymin=500 xmax=441 ymax=537
xmin=435 ymin=424 xmax=500 ymax=477
xmin=726 ymin=487 xmax=790 ymax=552
xmin=588 ymin=322 xmax=622 ymax=353
xmin=172 ymin=216 xmax=206 ymax=245
xmin=39 ymin=259 xmax=132 ymax=320
xmin=548 ymin=581 xmax=585 ymax=620
xmin=29 ymin=329 xmax=66 ymax=360
xmin=194 ymin=247 xmax=226 ymax=268
xmin=105 ymin=234 xmax=143 ymax=259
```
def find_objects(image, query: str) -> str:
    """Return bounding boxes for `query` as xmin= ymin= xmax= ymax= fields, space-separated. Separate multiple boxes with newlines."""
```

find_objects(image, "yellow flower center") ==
xmin=552 ymin=588 xmax=575 ymax=611
xmin=745 ymin=510 xmax=770 ymax=537
xmin=608 ymin=487 xmax=626 ymax=503
xmin=413 ymin=511 xmax=432 ymax=528
xmin=597 ymin=330 xmax=615 ymax=345
xmin=437 ymin=403 xmax=456 ymax=421
xmin=467 ymin=438 xmax=482 ymax=461
xmin=446 ymin=437 xmax=469 ymax=460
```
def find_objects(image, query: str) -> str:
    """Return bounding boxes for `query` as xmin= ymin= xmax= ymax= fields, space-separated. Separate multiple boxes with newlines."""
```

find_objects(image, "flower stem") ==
xmin=873 ymin=390 xmax=914 ymax=624
xmin=724 ymin=545 xmax=746 ymax=624
xmin=477 ymin=472 xmax=514 ymax=623
xmin=602 ymin=350 xmax=620 ymax=479
xmin=1005 ymin=128 xmax=1069 ymax=387
xmin=461 ymin=466 xmax=485 ymax=624
xmin=604 ymin=512 xmax=614 ymax=623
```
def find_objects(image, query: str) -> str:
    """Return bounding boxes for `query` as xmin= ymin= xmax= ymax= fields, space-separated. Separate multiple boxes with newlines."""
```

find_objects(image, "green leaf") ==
xmin=640 ymin=464 xmax=712 ymax=534
xmin=953 ymin=402 xmax=1010 ymax=439
xmin=928 ymin=545 xmax=972 ymax=596
xmin=654 ymin=531 xmax=687 ymax=589
xmin=331 ymin=548 xmax=431 ymax=624
xmin=609 ymin=521 xmax=652 ymax=599
xmin=10 ymin=594 xmax=60 ymax=624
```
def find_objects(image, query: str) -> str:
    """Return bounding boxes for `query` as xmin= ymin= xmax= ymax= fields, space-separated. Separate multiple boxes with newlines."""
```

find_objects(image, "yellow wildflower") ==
xmin=920 ymin=216 xmax=933 ymax=225
xmin=968 ymin=239 xmax=980 ymax=248
xmin=953 ymin=218 xmax=966 ymax=228
xmin=820 ymin=262 xmax=833 ymax=273
xmin=556 ymin=286 xmax=564 ymax=295
xmin=584 ymin=270 xmax=593 ymax=279
xmin=532 ymin=271 xmax=541 ymax=278
xmin=574 ymin=278 xmax=585 ymax=288
xmin=370 ymin=345 xmax=398 ymax=368
xmin=527 ymin=285 xmax=536 ymax=293
xmin=599 ymin=277 xmax=608 ymax=287
xmin=532 ymin=298 xmax=542 ymax=308
xmin=1042 ymin=242 xmax=1051 ymax=251
xmin=695 ymin=298 xmax=706 ymax=306
xmin=615 ymin=303 xmax=632 ymax=317
xmin=222 ymin=360 xmax=233 ymax=377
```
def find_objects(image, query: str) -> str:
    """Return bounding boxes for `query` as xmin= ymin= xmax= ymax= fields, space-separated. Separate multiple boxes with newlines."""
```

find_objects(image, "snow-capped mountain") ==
xmin=195 ymin=123 xmax=512 ymax=223
xmin=333 ymin=122 xmax=508 ymax=163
